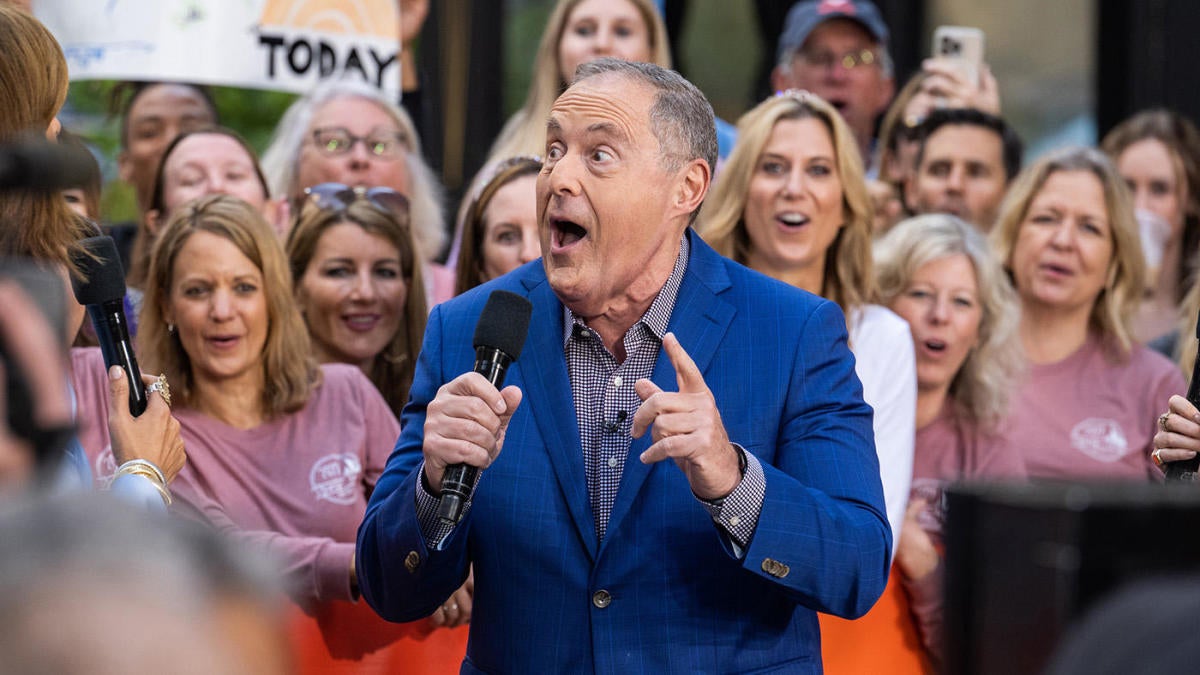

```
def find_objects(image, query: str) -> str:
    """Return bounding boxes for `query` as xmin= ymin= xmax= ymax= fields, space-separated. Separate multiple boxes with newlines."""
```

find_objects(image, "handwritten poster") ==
xmin=34 ymin=0 xmax=402 ymax=95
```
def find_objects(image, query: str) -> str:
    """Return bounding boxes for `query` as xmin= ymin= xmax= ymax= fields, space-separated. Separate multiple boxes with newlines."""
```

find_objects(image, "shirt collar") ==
xmin=561 ymin=233 xmax=691 ymax=348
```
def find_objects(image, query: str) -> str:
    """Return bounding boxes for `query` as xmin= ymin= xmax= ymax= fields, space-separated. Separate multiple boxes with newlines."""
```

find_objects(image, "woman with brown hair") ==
xmin=86 ymin=193 xmax=465 ymax=672
xmin=451 ymin=155 xmax=542 ymax=296
xmin=287 ymin=184 xmax=427 ymax=417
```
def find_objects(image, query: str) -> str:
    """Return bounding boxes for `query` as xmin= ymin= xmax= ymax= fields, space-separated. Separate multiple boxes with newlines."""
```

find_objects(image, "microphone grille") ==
xmin=473 ymin=290 xmax=533 ymax=359
xmin=70 ymin=236 xmax=127 ymax=306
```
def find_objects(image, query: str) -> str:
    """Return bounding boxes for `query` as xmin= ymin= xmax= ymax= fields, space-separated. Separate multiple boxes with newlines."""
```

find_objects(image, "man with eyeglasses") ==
xmin=771 ymin=0 xmax=895 ymax=164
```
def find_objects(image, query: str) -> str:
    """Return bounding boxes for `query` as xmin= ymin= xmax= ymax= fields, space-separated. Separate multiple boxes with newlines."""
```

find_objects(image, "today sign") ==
xmin=34 ymin=0 xmax=401 ymax=96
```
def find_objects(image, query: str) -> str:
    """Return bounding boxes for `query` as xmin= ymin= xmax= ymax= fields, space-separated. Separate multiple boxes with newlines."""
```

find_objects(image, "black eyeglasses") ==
xmin=303 ymin=183 xmax=410 ymax=219
xmin=311 ymin=126 xmax=407 ymax=158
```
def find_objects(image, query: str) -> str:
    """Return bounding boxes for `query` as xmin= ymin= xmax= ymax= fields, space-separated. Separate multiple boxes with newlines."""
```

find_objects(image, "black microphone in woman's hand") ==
xmin=437 ymin=290 xmax=533 ymax=525
xmin=70 ymin=236 xmax=147 ymax=417
xmin=1166 ymin=309 xmax=1200 ymax=481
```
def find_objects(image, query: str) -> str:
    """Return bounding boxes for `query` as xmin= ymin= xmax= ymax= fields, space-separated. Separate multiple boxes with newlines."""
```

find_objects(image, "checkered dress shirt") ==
xmin=417 ymin=234 xmax=764 ymax=551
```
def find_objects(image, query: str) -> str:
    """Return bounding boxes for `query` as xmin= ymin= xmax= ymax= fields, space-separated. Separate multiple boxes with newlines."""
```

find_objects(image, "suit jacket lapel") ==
xmin=601 ymin=233 xmax=736 ymax=554
xmin=519 ymin=273 xmax=599 ymax=560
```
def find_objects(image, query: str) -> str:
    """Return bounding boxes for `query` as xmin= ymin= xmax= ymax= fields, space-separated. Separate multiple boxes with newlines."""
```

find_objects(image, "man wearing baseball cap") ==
xmin=771 ymin=0 xmax=895 ymax=163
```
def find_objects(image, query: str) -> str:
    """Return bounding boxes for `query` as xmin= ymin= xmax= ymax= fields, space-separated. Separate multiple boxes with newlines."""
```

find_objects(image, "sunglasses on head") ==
xmin=303 ymin=183 xmax=410 ymax=219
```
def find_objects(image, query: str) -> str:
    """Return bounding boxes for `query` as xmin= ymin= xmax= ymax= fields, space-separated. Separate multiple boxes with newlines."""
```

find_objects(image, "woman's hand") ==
xmin=896 ymin=498 xmax=940 ymax=582
xmin=107 ymin=368 xmax=185 ymax=483
xmin=1153 ymin=394 xmax=1200 ymax=468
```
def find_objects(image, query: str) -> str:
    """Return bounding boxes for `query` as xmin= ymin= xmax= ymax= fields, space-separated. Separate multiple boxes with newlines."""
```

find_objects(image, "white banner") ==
xmin=34 ymin=0 xmax=401 ymax=97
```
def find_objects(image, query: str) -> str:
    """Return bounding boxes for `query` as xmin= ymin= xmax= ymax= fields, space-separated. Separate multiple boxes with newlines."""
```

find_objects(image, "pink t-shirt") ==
xmin=1004 ymin=334 xmax=1185 ymax=481
xmin=901 ymin=404 xmax=1026 ymax=666
xmin=71 ymin=348 xmax=399 ymax=602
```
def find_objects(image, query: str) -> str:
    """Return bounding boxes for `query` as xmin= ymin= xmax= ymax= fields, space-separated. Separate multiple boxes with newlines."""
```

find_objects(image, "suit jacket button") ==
xmin=404 ymin=551 xmax=421 ymax=574
xmin=761 ymin=558 xmax=790 ymax=578
xmin=592 ymin=590 xmax=612 ymax=608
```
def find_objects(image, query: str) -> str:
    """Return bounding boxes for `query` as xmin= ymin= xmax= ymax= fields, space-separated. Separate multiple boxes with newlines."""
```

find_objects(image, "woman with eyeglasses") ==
xmin=91 ymin=193 xmax=465 ymax=673
xmin=287 ymin=183 xmax=427 ymax=418
xmin=261 ymin=80 xmax=446 ymax=275
xmin=450 ymin=155 xmax=543 ymax=296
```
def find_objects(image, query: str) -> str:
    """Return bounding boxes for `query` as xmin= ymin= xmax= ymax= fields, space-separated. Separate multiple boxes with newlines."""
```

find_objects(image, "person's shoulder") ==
xmin=850 ymin=304 xmax=911 ymax=342
xmin=1127 ymin=341 xmax=1187 ymax=384
xmin=437 ymin=261 xmax=548 ymax=316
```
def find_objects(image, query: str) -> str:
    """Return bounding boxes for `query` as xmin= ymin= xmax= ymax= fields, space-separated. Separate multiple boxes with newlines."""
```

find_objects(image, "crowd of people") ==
xmin=1 ymin=0 xmax=1199 ymax=672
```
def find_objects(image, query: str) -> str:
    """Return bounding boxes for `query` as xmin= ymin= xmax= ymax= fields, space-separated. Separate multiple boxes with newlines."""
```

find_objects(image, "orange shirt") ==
xmin=819 ymin=563 xmax=932 ymax=675
xmin=288 ymin=601 xmax=468 ymax=675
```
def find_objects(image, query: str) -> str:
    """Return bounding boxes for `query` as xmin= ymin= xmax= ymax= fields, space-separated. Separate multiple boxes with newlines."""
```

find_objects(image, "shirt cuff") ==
xmin=109 ymin=473 xmax=169 ymax=514
xmin=698 ymin=445 xmax=764 ymax=555
xmin=414 ymin=461 xmax=477 ymax=550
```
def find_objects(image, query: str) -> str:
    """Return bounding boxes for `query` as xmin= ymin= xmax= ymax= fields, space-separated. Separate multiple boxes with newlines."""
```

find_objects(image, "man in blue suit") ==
xmin=357 ymin=58 xmax=891 ymax=673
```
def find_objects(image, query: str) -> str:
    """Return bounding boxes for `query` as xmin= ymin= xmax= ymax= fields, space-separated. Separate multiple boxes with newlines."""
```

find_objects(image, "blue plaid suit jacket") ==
xmin=358 ymin=231 xmax=891 ymax=674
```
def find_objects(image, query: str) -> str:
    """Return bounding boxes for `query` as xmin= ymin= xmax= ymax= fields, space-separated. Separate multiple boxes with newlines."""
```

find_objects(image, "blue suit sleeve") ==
xmin=742 ymin=300 xmax=892 ymax=619
xmin=357 ymin=303 xmax=472 ymax=622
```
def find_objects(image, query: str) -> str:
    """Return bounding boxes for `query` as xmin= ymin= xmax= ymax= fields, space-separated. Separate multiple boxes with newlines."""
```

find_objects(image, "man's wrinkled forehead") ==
xmin=547 ymin=74 xmax=652 ymax=143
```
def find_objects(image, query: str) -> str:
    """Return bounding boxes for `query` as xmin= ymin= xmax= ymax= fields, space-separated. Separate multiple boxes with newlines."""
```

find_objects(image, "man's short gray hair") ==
xmin=573 ymin=58 xmax=718 ymax=175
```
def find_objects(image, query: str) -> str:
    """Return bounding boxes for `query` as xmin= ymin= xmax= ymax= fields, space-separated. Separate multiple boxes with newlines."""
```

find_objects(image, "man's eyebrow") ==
xmin=586 ymin=121 xmax=630 ymax=143
xmin=546 ymin=118 xmax=562 ymax=137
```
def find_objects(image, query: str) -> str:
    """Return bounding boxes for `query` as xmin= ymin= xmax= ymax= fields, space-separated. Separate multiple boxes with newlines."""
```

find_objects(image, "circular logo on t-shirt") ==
xmin=1070 ymin=418 xmax=1129 ymax=463
xmin=95 ymin=447 xmax=117 ymax=487
xmin=309 ymin=454 xmax=363 ymax=505
xmin=909 ymin=478 xmax=947 ymax=536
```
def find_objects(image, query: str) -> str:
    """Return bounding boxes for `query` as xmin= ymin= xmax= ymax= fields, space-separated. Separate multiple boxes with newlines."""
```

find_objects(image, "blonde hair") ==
xmin=875 ymin=214 xmax=1024 ymax=429
xmin=989 ymin=146 xmax=1145 ymax=359
xmin=140 ymin=195 xmax=319 ymax=416
xmin=488 ymin=0 xmax=671 ymax=161
xmin=696 ymin=91 xmax=875 ymax=324
xmin=873 ymin=70 xmax=930 ymax=183
xmin=1101 ymin=109 xmax=1200 ymax=300
xmin=286 ymin=198 xmax=427 ymax=417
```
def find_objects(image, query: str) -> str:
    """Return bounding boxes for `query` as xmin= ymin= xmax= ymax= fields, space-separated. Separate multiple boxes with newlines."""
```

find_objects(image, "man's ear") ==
xmin=674 ymin=158 xmax=711 ymax=219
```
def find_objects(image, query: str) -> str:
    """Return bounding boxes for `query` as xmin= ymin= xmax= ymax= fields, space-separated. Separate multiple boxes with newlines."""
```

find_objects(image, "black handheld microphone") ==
xmin=1166 ymin=310 xmax=1200 ymax=481
xmin=437 ymin=290 xmax=533 ymax=525
xmin=70 ymin=236 xmax=148 ymax=417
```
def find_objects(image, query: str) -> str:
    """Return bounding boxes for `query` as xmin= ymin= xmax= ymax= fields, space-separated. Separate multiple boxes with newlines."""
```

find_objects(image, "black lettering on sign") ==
xmin=257 ymin=32 xmax=400 ymax=88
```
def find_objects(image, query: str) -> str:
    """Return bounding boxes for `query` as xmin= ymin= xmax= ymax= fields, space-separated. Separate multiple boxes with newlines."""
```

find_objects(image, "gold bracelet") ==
xmin=115 ymin=459 xmax=167 ymax=485
xmin=112 ymin=464 xmax=173 ymax=507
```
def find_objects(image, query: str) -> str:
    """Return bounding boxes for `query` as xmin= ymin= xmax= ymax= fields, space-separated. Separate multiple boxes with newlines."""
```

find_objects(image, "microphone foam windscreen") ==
xmin=473 ymin=290 xmax=534 ymax=359
xmin=70 ymin=236 xmax=127 ymax=306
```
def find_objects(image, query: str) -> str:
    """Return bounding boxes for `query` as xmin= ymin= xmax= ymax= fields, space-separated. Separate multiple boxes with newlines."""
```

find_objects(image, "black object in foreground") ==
xmin=70 ymin=236 xmax=147 ymax=417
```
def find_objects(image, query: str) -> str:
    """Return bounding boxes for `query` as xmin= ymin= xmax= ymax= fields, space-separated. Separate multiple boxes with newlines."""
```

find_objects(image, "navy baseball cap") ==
xmin=777 ymin=0 xmax=890 ymax=63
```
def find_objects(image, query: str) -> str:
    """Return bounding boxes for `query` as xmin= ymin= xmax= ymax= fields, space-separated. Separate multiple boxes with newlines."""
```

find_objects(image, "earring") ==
xmin=167 ymin=323 xmax=175 ymax=334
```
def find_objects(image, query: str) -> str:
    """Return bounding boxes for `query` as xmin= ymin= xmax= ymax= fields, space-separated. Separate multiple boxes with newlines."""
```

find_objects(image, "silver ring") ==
xmin=1159 ymin=412 xmax=1171 ymax=432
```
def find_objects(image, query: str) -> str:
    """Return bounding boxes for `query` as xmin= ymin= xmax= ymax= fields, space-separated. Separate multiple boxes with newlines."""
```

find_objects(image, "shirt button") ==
xmin=607 ymin=456 xmax=619 ymax=468
xmin=613 ymin=375 xmax=623 ymax=388
xmin=729 ymin=516 xmax=741 ymax=527
xmin=592 ymin=590 xmax=612 ymax=608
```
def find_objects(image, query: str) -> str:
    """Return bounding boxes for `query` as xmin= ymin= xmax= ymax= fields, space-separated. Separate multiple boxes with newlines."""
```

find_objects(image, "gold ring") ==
xmin=1153 ymin=448 xmax=1165 ymax=467
xmin=147 ymin=374 xmax=171 ymax=408
xmin=1159 ymin=412 xmax=1171 ymax=432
